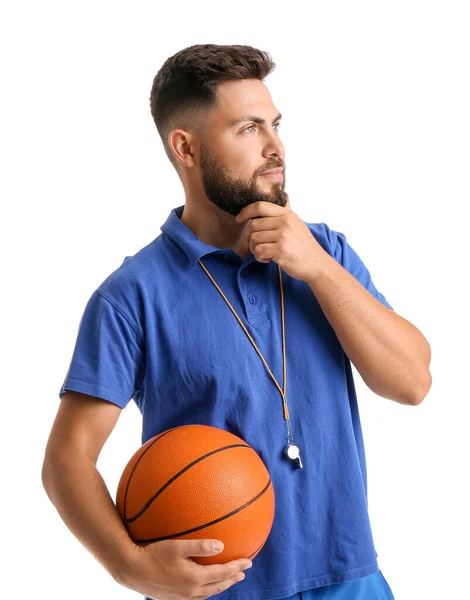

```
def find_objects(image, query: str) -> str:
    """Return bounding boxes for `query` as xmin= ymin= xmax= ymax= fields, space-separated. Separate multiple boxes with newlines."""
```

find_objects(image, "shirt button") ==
xmin=248 ymin=295 xmax=257 ymax=304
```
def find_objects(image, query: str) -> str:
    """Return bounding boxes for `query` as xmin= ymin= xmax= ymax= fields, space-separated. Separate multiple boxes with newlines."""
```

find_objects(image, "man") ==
xmin=42 ymin=44 xmax=431 ymax=599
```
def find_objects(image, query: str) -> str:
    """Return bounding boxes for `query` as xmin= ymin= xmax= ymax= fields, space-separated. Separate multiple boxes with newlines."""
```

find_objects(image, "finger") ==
xmin=249 ymin=230 xmax=277 ymax=257
xmin=191 ymin=572 xmax=246 ymax=599
xmin=197 ymin=558 xmax=253 ymax=586
xmin=251 ymin=241 xmax=277 ymax=263
xmin=247 ymin=216 xmax=282 ymax=232
xmin=236 ymin=201 xmax=286 ymax=223
xmin=195 ymin=570 xmax=247 ymax=598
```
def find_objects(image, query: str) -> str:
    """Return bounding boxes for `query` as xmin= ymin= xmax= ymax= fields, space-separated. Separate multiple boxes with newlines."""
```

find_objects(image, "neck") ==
xmin=180 ymin=203 xmax=251 ymax=261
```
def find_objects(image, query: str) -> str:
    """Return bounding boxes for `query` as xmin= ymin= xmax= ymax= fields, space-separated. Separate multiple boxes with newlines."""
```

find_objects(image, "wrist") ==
xmin=302 ymin=253 xmax=333 ymax=287
xmin=109 ymin=538 xmax=142 ymax=586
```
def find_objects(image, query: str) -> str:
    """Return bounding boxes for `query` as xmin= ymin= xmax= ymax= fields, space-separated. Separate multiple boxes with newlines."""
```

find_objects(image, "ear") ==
xmin=168 ymin=128 xmax=196 ymax=168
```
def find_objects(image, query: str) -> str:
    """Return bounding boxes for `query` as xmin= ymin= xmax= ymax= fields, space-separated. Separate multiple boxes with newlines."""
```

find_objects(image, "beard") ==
xmin=199 ymin=142 xmax=289 ymax=217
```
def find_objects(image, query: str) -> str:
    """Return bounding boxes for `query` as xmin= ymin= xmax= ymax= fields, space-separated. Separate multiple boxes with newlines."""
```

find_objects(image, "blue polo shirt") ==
xmin=59 ymin=205 xmax=393 ymax=600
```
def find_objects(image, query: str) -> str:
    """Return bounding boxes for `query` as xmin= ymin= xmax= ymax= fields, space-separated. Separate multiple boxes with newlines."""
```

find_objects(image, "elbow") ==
xmin=41 ymin=454 xmax=54 ymax=497
xmin=409 ymin=371 xmax=433 ymax=406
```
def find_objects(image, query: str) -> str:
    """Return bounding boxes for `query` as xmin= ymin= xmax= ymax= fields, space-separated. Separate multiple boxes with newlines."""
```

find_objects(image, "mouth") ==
xmin=260 ymin=172 xmax=284 ymax=182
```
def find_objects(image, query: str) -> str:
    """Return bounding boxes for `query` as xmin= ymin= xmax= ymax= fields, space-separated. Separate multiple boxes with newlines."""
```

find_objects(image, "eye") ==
xmin=243 ymin=122 xmax=281 ymax=133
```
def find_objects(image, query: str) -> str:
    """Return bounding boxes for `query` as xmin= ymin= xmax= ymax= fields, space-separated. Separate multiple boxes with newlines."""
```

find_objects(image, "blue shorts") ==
xmin=285 ymin=570 xmax=395 ymax=599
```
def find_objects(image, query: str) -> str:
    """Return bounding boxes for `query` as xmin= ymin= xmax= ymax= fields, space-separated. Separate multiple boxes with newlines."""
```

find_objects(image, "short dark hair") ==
xmin=149 ymin=44 xmax=276 ymax=170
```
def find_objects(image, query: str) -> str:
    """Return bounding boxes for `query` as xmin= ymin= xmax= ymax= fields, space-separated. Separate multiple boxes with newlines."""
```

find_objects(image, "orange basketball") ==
xmin=116 ymin=424 xmax=275 ymax=565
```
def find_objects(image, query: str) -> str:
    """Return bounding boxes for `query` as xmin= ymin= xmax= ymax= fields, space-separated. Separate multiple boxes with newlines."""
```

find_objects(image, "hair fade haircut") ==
xmin=149 ymin=44 xmax=276 ymax=170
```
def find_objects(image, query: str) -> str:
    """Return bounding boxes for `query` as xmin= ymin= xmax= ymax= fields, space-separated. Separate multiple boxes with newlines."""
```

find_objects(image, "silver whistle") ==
xmin=286 ymin=444 xmax=303 ymax=468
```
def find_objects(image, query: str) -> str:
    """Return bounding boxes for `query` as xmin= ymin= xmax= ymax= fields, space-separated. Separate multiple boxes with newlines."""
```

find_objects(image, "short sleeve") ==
xmin=328 ymin=227 xmax=393 ymax=310
xmin=58 ymin=290 xmax=146 ymax=408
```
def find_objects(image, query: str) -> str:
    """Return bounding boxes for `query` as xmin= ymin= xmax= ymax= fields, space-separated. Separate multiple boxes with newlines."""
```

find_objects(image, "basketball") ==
xmin=116 ymin=424 xmax=275 ymax=565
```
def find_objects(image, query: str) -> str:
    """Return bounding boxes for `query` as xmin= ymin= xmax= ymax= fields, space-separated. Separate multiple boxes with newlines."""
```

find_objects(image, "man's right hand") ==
xmin=118 ymin=538 xmax=253 ymax=599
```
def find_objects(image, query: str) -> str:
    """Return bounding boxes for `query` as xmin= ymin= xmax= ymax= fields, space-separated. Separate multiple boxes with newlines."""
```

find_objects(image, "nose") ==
xmin=263 ymin=132 xmax=285 ymax=160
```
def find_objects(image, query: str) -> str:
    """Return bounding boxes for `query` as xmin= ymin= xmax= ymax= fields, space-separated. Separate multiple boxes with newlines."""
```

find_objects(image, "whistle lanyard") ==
xmin=197 ymin=258 xmax=303 ymax=469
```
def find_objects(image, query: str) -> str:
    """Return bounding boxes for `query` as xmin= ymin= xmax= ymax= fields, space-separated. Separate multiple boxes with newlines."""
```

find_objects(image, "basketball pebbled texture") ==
xmin=116 ymin=424 xmax=276 ymax=565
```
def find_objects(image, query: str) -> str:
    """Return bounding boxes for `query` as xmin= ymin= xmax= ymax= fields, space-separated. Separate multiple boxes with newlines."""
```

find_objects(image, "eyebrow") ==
xmin=230 ymin=112 xmax=282 ymax=127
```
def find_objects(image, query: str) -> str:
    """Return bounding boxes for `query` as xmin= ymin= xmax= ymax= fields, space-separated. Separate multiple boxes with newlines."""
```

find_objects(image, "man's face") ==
xmin=198 ymin=79 xmax=288 ymax=217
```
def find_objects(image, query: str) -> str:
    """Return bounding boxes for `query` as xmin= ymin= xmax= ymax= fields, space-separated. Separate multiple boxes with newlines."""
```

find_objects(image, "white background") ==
xmin=1 ymin=1 xmax=469 ymax=599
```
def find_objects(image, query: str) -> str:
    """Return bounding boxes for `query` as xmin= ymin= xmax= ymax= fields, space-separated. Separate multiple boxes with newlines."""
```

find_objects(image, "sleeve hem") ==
xmin=59 ymin=378 xmax=130 ymax=408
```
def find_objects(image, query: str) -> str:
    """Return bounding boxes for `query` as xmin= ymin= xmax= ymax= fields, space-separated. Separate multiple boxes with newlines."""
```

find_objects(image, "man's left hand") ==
xmin=235 ymin=200 xmax=327 ymax=282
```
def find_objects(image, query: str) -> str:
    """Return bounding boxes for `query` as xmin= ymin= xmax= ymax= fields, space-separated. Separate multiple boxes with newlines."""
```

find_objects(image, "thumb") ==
xmin=176 ymin=538 xmax=225 ymax=558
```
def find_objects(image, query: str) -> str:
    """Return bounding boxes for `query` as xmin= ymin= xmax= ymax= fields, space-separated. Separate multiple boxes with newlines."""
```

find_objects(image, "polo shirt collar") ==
xmin=161 ymin=205 xmax=256 ymax=269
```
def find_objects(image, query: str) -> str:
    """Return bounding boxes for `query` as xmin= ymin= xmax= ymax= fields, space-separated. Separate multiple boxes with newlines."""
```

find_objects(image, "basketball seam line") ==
xmin=133 ymin=477 xmax=273 ymax=544
xmin=123 ymin=427 xmax=180 ymax=522
xmin=126 ymin=443 xmax=252 ymax=523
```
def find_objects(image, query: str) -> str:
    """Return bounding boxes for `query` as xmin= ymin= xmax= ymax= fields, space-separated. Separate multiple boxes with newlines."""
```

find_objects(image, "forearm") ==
xmin=305 ymin=253 xmax=431 ymax=405
xmin=42 ymin=451 xmax=135 ymax=583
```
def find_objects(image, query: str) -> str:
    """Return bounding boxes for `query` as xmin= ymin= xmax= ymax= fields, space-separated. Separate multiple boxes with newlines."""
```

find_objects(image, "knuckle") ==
xmin=232 ymin=565 xmax=242 ymax=579
xmin=214 ymin=582 xmax=226 ymax=594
